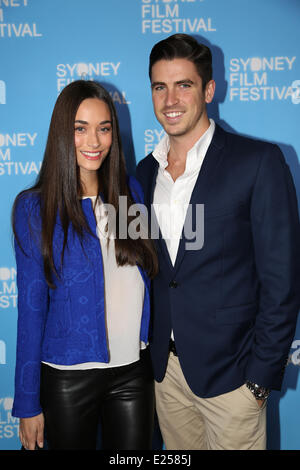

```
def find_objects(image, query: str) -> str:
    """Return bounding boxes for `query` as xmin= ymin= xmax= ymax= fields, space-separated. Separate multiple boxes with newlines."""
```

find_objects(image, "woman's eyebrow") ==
xmin=75 ymin=119 xmax=112 ymax=125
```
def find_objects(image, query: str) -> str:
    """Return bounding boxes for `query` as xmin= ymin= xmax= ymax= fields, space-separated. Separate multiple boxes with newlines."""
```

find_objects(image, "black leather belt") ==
xmin=169 ymin=339 xmax=178 ymax=356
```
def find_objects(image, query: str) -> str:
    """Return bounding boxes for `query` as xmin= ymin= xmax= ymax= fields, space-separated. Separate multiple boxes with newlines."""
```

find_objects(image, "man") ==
xmin=136 ymin=34 xmax=300 ymax=450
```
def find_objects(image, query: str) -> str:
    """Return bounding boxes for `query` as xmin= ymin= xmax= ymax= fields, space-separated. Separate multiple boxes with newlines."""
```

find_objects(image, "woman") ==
xmin=12 ymin=80 xmax=158 ymax=450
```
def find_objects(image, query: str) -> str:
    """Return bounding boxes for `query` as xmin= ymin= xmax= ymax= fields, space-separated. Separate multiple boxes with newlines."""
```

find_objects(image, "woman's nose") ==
xmin=87 ymin=130 xmax=100 ymax=148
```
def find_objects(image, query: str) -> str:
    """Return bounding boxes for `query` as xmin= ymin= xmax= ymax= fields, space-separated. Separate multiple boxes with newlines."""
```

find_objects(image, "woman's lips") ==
xmin=80 ymin=150 xmax=102 ymax=160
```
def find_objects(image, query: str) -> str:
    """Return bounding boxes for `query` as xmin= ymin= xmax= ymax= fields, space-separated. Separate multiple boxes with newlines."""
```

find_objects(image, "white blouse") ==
xmin=44 ymin=196 xmax=146 ymax=370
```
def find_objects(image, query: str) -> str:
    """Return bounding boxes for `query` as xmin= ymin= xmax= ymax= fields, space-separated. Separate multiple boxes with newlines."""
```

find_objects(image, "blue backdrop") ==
xmin=0 ymin=0 xmax=299 ymax=450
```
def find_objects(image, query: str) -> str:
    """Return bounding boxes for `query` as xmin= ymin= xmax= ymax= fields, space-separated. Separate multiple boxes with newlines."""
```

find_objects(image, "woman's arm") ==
xmin=12 ymin=194 xmax=49 ymax=420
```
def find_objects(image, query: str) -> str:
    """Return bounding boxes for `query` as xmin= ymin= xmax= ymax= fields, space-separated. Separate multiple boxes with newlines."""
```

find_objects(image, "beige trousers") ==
xmin=155 ymin=353 xmax=267 ymax=450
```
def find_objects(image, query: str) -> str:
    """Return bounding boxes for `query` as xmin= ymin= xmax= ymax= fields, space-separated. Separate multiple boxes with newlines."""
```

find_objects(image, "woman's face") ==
xmin=74 ymin=97 xmax=112 ymax=180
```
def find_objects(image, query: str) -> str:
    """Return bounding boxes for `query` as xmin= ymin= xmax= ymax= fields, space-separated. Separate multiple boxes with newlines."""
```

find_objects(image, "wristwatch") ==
xmin=246 ymin=381 xmax=270 ymax=400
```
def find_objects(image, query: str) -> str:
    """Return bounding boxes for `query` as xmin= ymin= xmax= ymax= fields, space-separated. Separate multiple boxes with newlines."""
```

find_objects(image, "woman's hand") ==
xmin=19 ymin=413 xmax=44 ymax=450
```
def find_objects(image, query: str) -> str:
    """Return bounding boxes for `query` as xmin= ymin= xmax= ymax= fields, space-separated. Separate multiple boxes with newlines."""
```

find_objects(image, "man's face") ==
xmin=151 ymin=58 xmax=215 ymax=143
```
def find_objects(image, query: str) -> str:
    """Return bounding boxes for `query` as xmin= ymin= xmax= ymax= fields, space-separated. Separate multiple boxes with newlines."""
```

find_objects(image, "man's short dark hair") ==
xmin=149 ymin=34 xmax=213 ymax=90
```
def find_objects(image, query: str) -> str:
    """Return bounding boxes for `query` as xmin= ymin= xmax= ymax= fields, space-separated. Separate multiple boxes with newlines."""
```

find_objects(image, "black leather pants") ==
xmin=40 ymin=348 xmax=154 ymax=450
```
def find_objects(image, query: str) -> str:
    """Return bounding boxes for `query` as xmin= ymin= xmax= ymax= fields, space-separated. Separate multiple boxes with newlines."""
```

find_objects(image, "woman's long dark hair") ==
xmin=12 ymin=80 xmax=158 ymax=288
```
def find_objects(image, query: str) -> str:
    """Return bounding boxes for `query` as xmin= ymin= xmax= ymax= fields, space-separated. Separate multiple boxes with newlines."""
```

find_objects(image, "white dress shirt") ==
xmin=152 ymin=119 xmax=215 ymax=265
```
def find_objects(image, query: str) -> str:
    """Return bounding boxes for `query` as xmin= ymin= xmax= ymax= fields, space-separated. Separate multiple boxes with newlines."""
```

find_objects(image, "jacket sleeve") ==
xmin=246 ymin=144 xmax=300 ymax=389
xmin=12 ymin=195 xmax=49 ymax=418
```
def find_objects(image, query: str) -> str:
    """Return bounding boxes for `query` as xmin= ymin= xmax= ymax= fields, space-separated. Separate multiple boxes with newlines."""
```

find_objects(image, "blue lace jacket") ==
xmin=12 ymin=176 xmax=151 ymax=418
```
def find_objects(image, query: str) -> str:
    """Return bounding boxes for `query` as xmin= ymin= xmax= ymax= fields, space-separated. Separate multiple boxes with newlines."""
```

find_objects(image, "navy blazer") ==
xmin=136 ymin=124 xmax=300 ymax=398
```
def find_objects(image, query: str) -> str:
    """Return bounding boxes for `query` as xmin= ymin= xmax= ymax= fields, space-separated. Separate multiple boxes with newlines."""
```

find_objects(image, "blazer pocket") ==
xmin=215 ymin=302 xmax=257 ymax=324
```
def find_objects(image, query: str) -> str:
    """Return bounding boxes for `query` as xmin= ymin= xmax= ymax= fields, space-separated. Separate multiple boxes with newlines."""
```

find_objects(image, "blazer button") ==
xmin=169 ymin=280 xmax=178 ymax=288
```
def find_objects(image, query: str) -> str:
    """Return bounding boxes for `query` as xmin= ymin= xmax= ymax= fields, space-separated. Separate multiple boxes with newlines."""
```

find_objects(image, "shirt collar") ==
xmin=152 ymin=119 xmax=215 ymax=174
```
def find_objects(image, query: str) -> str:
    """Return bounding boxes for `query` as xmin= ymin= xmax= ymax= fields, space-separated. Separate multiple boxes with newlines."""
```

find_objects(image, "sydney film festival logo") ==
xmin=287 ymin=340 xmax=300 ymax=367
xmin=0 ymin=0 xmax=42 ymax=38
xmin=0 ymin=132 xmax=40 ymax=177
xmin=0 ymin=398 xmax=19 ymax=440
xmin=55 ymin=62 xmax=131 ymax=105
xmin=0 ymin=80 xmax=5 ymax=104
xmin=141 ymin=0 xmax=216 ymax=34
xmin=0 ymin=267 xmax=17 ymax=308
xmin=291 ymin=80 xmax=300 ymax=104
xmin=229 ymin=56 xmax=297 ymax=102
xmin=0 ymin=339 xmax=6 ymax=364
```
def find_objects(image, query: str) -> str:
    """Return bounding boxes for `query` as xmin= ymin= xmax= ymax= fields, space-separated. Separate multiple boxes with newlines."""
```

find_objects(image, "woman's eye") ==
xmin=75 ymin=126 xmax=85 ymax=133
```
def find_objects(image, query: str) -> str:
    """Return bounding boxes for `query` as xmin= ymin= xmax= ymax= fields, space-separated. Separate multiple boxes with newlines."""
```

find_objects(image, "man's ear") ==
xmin=205 ymin=80 xmax=216 ymax=104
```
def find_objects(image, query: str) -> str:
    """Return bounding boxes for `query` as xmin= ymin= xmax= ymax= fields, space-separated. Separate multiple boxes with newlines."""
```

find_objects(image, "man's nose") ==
xmin=165 ymin=87 xmax=179 ymax=107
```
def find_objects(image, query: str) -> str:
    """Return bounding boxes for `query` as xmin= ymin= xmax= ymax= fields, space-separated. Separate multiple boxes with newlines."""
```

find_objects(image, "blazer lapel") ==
xmin=173 ymin=124 xmax=227 ymax=274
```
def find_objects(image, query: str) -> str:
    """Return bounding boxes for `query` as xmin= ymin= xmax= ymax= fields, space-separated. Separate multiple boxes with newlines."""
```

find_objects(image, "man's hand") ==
xmin=19 ymin=413 xmax=44 ymax=450
xmin=256 ymin=399 xmax=265 ymax=408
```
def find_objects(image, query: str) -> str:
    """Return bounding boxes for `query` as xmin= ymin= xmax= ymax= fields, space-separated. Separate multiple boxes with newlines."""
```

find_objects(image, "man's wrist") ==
xmin=246 ymin=381 xmax=270 ymax=400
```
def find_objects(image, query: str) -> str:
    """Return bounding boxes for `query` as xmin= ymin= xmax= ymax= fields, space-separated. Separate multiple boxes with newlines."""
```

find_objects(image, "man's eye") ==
xmin=154 ymin=86 xmax=165 ymax=91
